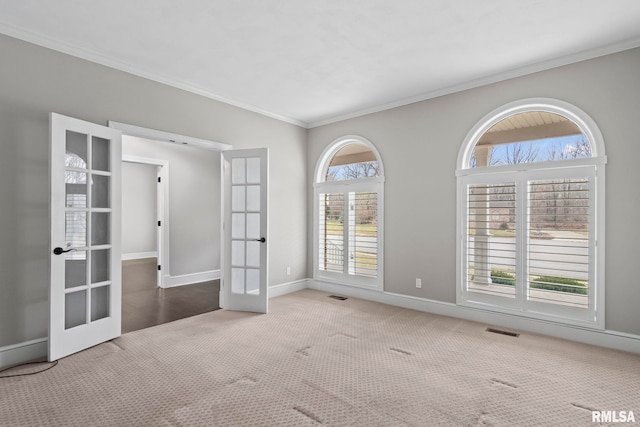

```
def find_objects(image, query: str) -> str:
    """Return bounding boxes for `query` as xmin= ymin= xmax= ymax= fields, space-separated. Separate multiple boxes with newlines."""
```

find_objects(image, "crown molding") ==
xmin=0 ymin=22 xmax=309 ymax=128
xmin=308 ymin=36 xmax=640 ymax=128
xmin=2 ymin=20 xmax=639 ymax=131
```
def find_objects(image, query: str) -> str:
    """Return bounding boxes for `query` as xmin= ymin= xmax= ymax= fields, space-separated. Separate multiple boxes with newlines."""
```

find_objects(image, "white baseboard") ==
xmin=0 ymin=338 xmax=47 ymax=369
xmin=307 ymin=279 xmax=640 ymax=354
xmin=167 ymin=270 xmax=220 ymax=287
xmin=269 ymin=279 xmax=308 ymax=298
xmin=121 ymin=251 xmax=157 ymax=261
xmin=5 ymin=278 xmax=639 ymax=370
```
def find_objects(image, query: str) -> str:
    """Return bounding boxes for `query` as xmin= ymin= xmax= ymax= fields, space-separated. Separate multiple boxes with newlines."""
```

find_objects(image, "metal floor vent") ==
xmin=328 ymin=295 xmax=348 ymax=301
xmin=486 ymin=328 xmax=520 ymax=337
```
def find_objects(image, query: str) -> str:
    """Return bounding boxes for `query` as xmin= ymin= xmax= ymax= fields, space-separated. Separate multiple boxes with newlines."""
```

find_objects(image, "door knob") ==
xmin=53 ymin=247 xmax=76 ymax=255
xmin=254 ymin=237 xmax=266 ymax=243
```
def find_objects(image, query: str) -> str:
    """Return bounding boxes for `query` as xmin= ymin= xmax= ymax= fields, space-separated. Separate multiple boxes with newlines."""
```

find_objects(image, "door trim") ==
xmin=122 ymin=155 xmax=169 ymax=288
xmin=109 ymin=121 xmax=231 ymax=151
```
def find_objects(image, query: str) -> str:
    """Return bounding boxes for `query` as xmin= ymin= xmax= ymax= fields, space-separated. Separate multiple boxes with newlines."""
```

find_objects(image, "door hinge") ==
xmin=158 ymin=220 xmax=161 ymax=226
xmin=158 ymin=265 xmax=161 ymax=271
xmin=158 ymin=177 xmax=161 ymax=183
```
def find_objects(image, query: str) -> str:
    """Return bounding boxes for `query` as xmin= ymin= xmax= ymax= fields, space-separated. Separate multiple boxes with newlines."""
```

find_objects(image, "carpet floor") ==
xmin=1 ymin=289 xmax=639 ymax=426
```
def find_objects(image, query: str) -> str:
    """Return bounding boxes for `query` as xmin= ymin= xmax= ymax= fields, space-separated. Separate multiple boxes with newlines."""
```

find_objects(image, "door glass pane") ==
xmin=91 ymin=249 xmax=110 ymax=283
xmin=65 ymin=253 xmax=86 ymax=289
xmin=65 ymin=172 xmax=87 ymax=208
xmin=246 ymin=157 xmax=260 ymax=183
xmin=232 ymin=268 xmax=245 ymax=294
xmin=66 ymin=131 xmax=88 ymax=168
xmin=246 ymin=213 xmax=260 ymax=239
xmin=91 ymin=213 xmax=110 ymax=245
xmin=232 ymin=241 xmax=245 ymax=266
xmin=91 ymin=285 xmax=110 ymax=321
xmin=246 ymin=268 xmax=260 ymax=294
xmin=232 ymin=158 xmax=246 ymax=184
xmin=247 ymin=185 xmax=260 ymax=211
xmin=232 ymin=186 xmax=245 ymax=211
xmin=91 ymin=175 xmax=110 ymax=208
xmin=92 ymin=136 xmax=110 ymax=172
xmin=65 ymin=290 xmax=87 ymax=329
xmin=232 ymin=213 xmax=245 ymax=239
xmin=246 ymin=241 xmax=260 ymax=267
xmin=66 ymin=212 xmax=87 ymax=247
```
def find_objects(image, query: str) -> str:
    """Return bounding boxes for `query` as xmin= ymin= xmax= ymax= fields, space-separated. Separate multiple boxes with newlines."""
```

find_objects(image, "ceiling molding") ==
xmin=0 ymin=22 xmax=309 ymax=129
xmin=308 ymin=36 xmax=640 ymax=129
xmin=1 ymin=19 xmax=639 ymax=131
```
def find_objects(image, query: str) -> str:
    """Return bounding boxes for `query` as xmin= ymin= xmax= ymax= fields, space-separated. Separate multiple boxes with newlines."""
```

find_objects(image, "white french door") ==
xmin=221 ymin=148 xmax=268 ymax=313
xmin=49 ymin=113 xmax=122 ymax=361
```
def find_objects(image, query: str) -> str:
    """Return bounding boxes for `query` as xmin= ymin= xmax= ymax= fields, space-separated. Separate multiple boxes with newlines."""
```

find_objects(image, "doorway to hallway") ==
xmin=121 ymin=258 xmax=219 ymax=333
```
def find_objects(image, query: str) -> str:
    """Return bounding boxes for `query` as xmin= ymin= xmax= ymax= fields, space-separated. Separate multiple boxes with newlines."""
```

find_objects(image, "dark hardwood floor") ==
xmin=122 ymin=258 xmax=220 ymax=334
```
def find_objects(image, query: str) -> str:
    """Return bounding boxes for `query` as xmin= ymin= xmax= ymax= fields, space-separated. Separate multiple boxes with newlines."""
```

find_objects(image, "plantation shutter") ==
xmin=318 ymin=192 xmax=344 ymax=273
xmin=465 ymin=182 xmax=517 ymax=300
xmin=318 ymin=188 xmax=379 ymax=282
xmin=527 ymin=177 xmax=591 ymax=309
xmin=348 ymin=191 xmax=378 ymax=278
xmin=462 ymin=166 xmax=597 ymax=323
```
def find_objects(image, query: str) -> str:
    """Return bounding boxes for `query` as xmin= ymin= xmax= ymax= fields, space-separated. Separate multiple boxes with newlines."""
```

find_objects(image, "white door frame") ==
xmin=109 ymin=121 xmax=231 ymax=152
xmin=122 ymin=155 xmax=169 ymax=288
xmin=109 ymin=121 xmax=232 ymax=291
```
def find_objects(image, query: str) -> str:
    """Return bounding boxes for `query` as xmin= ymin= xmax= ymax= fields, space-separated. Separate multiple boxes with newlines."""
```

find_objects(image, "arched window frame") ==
xmin=456 ymin=98 xmax=607 ymax=329
xmin=314 ymin=135 xmax=385 ymax=290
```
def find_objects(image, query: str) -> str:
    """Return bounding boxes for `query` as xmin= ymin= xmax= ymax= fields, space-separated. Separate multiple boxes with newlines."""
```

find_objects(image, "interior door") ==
xmin=221 ymin=148 xmax=268 ymax=313
xmin=49 ymin=113 xmax=122 ymax=361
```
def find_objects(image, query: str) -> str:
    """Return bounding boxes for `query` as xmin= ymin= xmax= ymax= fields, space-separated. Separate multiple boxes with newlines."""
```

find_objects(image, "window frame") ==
xmin=314 ymin=135 xmax=385 ymax=290
xmin=456 ymin=98 xmax=606 ymax=329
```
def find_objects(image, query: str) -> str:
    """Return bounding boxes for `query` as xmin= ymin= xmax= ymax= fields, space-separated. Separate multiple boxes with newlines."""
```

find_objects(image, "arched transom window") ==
xmin=314 ymin=136 xmax=384 ymax=289
xmin=456 ymin=99 xmax=606 ymax=328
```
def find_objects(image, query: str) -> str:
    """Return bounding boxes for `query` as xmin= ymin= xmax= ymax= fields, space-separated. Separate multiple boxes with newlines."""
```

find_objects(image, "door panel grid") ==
xmin=221 ymin=148 xmax=268 ymax=313
xmin=50 ymin=113 xmax=121 ymax=361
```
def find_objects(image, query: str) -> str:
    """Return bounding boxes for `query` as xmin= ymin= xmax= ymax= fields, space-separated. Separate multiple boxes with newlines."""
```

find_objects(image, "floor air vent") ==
xmin=486 ymin=328 xmax=520 ymax=337
xmin=328 ymin=295 xmax=348 ymax=301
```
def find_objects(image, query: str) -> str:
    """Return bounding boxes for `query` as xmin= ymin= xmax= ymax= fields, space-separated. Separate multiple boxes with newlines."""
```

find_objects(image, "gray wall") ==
xmin=122 ymin=161 xmax=157 ymax=256
xmin=308 ymin=47 xmax=640 ymax=336
xmin=0 ymin=34 xmax=307 ymax=348
xmin=122 ymin=136 xmax=220 ymax=277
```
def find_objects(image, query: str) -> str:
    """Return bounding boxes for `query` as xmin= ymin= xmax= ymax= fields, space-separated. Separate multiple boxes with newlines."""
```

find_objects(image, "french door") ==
xmin=221 ymin=148 xmax=268 ymax=313
xmin=49 ymin=113 xmax=122 ymax=361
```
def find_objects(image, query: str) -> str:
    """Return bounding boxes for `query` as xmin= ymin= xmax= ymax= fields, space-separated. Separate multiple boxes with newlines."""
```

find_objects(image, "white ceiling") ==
xmin=1 ymin=1 xmax=640 ymax=128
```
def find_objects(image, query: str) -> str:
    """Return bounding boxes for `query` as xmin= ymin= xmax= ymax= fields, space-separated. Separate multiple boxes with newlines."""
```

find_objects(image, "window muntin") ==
xmin=457 ymin=99 xmax=605 ymax=328
xmin=315 ymin=137 xmax=384 ymax=289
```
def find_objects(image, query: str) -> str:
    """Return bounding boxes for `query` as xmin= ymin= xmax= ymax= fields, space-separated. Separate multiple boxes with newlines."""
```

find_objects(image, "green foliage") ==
xmin=488 ymin=270 xmax=588 ymax=295
xmin=491 ymin=269 xmax=515 ymax=286
xmin=499 ymin=222 xmax=509 ymax=230
xmin=530 ymin=276 xmax=587 ymax=295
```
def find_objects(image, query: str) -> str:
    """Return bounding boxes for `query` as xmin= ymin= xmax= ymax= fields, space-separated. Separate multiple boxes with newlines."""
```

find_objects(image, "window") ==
xmin=456 ymin=99 xmax=606 ymax=328
xmin=314 ymin=136 xmax=384 ymax=289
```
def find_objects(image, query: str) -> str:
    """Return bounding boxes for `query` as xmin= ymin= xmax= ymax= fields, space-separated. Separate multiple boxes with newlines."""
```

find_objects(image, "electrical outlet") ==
xmin=416 ymin=278 xmax=422 ymax=289
xmin=286 ymin=266 xmax=291 ymax=276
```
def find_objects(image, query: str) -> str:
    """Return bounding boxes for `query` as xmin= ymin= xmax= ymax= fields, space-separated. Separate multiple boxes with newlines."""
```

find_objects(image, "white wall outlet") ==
xmin=416 ymin=278 xmax=422 ymax=288
xmin=286 ymin=266 xmax=291 ymax=276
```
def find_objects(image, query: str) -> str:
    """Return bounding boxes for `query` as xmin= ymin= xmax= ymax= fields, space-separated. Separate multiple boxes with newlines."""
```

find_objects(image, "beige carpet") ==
xmin=1 ymin=289 xmax=639 ymax=426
